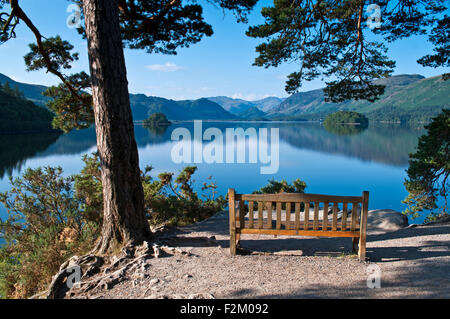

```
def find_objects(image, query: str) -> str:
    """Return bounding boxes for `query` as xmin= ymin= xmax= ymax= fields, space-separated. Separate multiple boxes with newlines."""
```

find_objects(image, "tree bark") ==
xmin=82 ymin=0 xmax=152 ymax=254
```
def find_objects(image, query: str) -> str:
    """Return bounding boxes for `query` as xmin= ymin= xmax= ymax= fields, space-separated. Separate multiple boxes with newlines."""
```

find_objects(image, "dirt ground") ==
xmin=81 ymin=211 xmax=450 ymax=299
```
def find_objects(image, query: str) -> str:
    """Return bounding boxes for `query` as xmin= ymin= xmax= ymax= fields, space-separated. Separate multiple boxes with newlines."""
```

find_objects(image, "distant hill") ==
xmin=0 ymin=83 xmax=55 ymax=132
xmin=0 ymin=73 xmax=50 ymax=105
xmin=268 ymin=74 xmax=449 ymax=122
xmin=129 ymin=95 xmax=237 ymax=120
xmin=207 ymin=96 xmax=285 ymax=115
xmin=1 ymin=72 xmax=447 ymax=123
xmin=207 ymin=96 xmax=255 ymax=115
xmin=0 ymin=73 xmax=238 ymax=121
xmin=236 ymin=106 xmax=266 ymax=119
xmin=256 ymin=97 xmax=287 ymax=112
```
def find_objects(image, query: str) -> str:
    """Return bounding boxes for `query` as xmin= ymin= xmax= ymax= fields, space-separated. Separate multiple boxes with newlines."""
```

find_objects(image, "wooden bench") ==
xmin=228 ymin=189 xmax=369 ymax=261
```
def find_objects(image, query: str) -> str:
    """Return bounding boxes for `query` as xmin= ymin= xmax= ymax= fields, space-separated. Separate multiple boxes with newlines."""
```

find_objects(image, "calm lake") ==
xmin=0 ymin=121 xmax=428 ymax=239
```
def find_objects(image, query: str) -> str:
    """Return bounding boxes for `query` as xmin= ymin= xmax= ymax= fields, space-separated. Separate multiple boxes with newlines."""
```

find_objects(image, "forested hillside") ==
xmin=270 ymin=75 xmax=449 ymax=122
xmin=0 ymin=82 xmax=55 ymax=132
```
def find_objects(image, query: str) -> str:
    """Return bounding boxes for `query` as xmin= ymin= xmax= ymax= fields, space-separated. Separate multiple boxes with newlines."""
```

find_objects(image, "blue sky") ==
xmin=0 ymin=0 xmax=448 ymax=100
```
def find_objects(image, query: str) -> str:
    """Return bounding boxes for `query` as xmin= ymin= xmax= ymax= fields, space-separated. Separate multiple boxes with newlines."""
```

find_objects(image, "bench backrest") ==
xmin=228 ymin=189 xmax=369 ymax=235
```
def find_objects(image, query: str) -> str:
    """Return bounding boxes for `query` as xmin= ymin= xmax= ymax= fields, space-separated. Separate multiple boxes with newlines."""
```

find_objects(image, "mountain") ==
xmin=0 ymin=73 xmax=237 ymax=121
xmin=207 ymin=96 xmax=285 ymax=115
xmin=255 ymin=97 xmax=287 ymax=112
xmin=129 ymin=95 xmax=237 ymax=120
xmin=1 ymin=72 xmax=447 ymax=123
xmin=206 ymin=96 xmax=255 ymax=115
xmin=236 ymin=106 xmax=266 ymax=119
xmin=0 ymin=83 xmax=55 ymax=132
xmin=0 ymin=73 xmax=50 ymax=105
xmin=269 ymin=74 xmax=449 ymax=122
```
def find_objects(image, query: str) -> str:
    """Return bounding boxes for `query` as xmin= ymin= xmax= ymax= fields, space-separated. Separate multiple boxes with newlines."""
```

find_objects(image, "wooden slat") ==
xmin=241 ymin=228 xmax=360 ymax=238
xmin=240 ymin=219 xmax=358 ymax=230
xmin=286 ymin=203 xmax=291 ymax=230
xmin=341 ymin=202 xmax=348 ymax=231
xmin=294 ymin=202 xmax=300 ymax=229
xmin=351 ymin=202 xmax=358 ymax=231
xmin=239 ymin=200 xmax=245 ymax=230
xmin=332 ymin=202 xmax=338 ymax=231
xmin=266 ymin=202 xmax=272 ymax=229
xmin=313 ymin=202 xmax=319 ymax=230
xmin=304 ymin=202 xmax=310 ymax=230
xmin=248 ymin=201 xmax=254 ymax=229
xmin=276 ymin=202 xmax=282 ymax=229
xmin=239 ymin=193 xmax=362 ymax=204
xmin=258 ymin=201 xmax=263 ymax=229
xmin=322 ymin=202 xmax=328 ymax=231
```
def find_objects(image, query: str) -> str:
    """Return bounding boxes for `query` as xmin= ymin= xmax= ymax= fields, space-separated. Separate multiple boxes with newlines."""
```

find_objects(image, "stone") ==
xmin=149 ymin=278 xmax=160 ymax=286
xmin=367 ymin=209 xmax=408 ymax=231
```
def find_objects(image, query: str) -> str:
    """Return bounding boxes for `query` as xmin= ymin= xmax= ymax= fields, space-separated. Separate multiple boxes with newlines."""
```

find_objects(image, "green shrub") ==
xmin=78 ymin=153 xmax=227 ymax=227
xmin=0 ymin=167 xmax=99 ymax=298
xmin=0 ymin=154 xmax=226 ymax=298
xmin=253 ymin=178 xmax=307 ymax=194
xmin=252 ymin=178 xmax=307 ymax=211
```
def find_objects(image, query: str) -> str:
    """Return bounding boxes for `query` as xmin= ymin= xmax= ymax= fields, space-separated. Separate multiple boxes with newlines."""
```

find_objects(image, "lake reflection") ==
xmin=0 ymin=122 xmax=426 ymax=224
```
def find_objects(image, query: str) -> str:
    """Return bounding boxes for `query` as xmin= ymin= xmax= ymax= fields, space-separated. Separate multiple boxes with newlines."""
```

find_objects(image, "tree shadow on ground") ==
xmin=233 ymin=225 xmax=450 ymax=261
xmin=232 ymin=260 xmax=450 ymax=298
xmin=181 ymin=212 xmax=450 ymax=263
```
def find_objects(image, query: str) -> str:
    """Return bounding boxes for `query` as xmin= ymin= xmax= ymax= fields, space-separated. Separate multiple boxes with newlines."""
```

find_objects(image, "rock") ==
xmin=367 ymin=209 xmax=408 ymax=231
xmin=149 ymin=278 xmax=160 ymax=286
xmin=273 ymin=250 xmax=303 ymax=256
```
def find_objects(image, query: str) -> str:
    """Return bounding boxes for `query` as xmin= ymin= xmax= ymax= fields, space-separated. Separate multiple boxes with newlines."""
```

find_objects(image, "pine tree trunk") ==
xmin=82 ymin=0 xmax=152 ymax=254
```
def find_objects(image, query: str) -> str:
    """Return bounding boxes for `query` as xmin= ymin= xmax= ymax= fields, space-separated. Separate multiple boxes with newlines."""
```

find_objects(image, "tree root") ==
xmin=40 ymin=238 xmax=195 ymax=299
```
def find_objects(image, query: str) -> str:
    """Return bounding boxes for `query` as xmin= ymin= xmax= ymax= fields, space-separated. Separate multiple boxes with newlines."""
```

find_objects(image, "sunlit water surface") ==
xmin=0 ymin=122 xmax=428 ymax=244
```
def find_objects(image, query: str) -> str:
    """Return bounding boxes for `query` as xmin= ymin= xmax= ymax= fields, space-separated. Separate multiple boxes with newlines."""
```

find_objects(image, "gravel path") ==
xmin=87 ymin=212 xmax=450 ymax=299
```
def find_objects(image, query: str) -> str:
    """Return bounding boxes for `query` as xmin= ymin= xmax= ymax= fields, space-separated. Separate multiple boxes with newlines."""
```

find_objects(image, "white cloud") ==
xmin=145 ymin=62 xmax=185 ymax=72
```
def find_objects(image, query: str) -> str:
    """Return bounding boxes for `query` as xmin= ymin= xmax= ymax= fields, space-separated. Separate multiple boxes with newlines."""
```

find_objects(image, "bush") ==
xmin=0 ymin=167 xmax=99 ymax=298
xmin=253 ymin=178 xmax=307 ymax=194
xmin=78 ymin=153 xmax=227 ymax=227
xmin=0 ymin=154 xmax=226 ymax=298
xmin=252 ymin=178 xmax=307 ymax=211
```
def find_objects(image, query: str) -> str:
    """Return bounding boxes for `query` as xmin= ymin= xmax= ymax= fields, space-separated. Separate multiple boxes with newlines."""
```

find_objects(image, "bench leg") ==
xmin=358 ymin=191 xmax=368 ymax=261
xmin=358 ymin=235 xmax=366 ymax=261
xmin=230 ymin=229 xmax=237 ymax=256
xmin=352 ymin=237 xmax=359 ymax=253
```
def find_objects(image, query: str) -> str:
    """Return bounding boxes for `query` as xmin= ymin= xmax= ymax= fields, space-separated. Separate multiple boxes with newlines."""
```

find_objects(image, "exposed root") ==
xmin=40 ymin=237 xmax=197 ymax=299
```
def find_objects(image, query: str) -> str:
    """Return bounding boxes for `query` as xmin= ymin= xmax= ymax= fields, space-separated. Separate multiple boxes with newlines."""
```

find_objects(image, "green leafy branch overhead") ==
xmin=247 ymin=0 xmax=449 ymax=102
